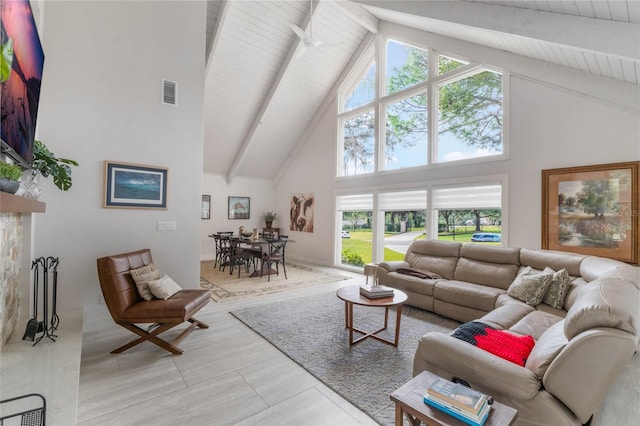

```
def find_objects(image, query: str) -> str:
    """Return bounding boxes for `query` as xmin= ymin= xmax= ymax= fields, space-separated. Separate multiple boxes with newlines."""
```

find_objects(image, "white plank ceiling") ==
xmin=203 ymin=0 xmax=639 ymax=181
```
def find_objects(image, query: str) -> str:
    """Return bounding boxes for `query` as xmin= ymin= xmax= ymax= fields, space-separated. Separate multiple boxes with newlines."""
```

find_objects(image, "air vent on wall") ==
xmin=162 ymin=79 xmax=177 ymax=106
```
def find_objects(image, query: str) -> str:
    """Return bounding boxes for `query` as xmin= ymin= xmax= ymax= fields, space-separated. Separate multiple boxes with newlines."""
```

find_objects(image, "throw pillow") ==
xmin=130 ymin=263 xmax=162 ymax=301
xmin=507 ymin=272 xmax=553 ymax=306
xmin=147 ymin=274 xmax=182 ymax=300
xmin=542 ymin=267 xmax=571 ymax=310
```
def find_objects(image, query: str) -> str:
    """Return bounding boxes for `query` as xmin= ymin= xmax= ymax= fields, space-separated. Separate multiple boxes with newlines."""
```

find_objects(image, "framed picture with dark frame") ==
xmin=228 ymin=196 xmax=250 ymax=219
xmin=104 ymin=161 xmax=168 ymax=209
xmin=201 ymin=195 xmax=211 ymax=220
xmin=542 ymin=161 xmax=639 ymax=264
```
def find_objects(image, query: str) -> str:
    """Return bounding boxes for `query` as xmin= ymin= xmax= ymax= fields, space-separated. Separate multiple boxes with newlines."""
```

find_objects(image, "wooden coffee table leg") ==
xmin=393 ymin=305 xmax=403 ymax=347
xmin=344 ymin=300 xmax=349 ymax=328
xmin=348 ymin=302 xmax=354 ymax=345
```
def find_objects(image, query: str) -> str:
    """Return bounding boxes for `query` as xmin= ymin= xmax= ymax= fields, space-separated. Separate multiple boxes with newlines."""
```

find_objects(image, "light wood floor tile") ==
xmin=77 ymin=371 xmax=268 ymax=426
xmin=233 ymin=387 xmax=365 ymax=426
xmin=238 ymin=353 xmax=320 ymax=406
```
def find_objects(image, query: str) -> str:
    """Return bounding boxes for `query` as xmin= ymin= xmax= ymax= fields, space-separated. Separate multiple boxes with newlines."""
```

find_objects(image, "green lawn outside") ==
xmin=341 ymin=227 xmax=502 ymax=266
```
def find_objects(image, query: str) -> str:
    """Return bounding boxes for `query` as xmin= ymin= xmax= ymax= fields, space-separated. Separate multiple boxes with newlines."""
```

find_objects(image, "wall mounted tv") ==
xmin=1 ymin=0 xmax=45 ymax=169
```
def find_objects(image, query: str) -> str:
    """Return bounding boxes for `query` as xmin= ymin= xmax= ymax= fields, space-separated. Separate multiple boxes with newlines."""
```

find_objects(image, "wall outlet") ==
xmin=157 ymin=221 xmax=177 ymax=231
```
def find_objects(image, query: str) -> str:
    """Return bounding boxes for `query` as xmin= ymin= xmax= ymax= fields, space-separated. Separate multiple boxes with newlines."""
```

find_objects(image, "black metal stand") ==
xmin=31 ymin=256 xmax=59 ymax=346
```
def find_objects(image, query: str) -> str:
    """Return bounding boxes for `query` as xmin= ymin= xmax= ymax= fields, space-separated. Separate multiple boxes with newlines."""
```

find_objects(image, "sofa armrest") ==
xmin=378 ymin=261 xmax=409 ymax=272
xmin=414 ymin=332 xmax=541 ymax=401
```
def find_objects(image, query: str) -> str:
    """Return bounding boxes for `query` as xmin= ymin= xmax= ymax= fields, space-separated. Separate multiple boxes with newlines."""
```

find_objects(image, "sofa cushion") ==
xmin=564 ymin=278 xmax=639 ymax=339
xmin=507 ymin=270 xmax=553 ymax=306
xmin=385 ymin=272 xmax=438 ymax=296
xmin=453 ymin=245 xmax=520 ymax=289
xmin=525 ymin=320 xmax=568 ymax=378
xmin=541 ymin=267 xmax=571 ymax=309
xmin=434 ymin=280 xmax=505 ymax=312
xmin=509 ymin=310 xmax=563 ymax=340
xmin=405 ymin=240 xmax=461 ymax=280
xmin=520 ymin=248 xmax=584 ymax=278
xmin=477 ymin=303 xmax=535 ymax=330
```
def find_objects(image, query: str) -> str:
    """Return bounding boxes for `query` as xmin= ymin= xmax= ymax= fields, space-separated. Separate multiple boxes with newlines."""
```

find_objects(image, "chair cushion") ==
xmin=120 ymin=289 xmax=210 ymax=322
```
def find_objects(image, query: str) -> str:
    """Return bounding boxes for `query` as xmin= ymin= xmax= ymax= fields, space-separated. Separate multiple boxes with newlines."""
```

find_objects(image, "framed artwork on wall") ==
xmin=290 ymin=193 xmax=314 ymax=233
xmin=104 ymin=161 xmax=168 ymax=209
xmin=201 ymin=195 xmax=210 ymax=219
xmin=228 ymin=196 xmax=250 ymax=219
xmin=542 ymin=161 xmax=639 ymax=264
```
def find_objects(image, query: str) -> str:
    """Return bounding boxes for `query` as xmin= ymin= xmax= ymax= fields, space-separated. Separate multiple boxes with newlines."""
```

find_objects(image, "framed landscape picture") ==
xmin=104 ymin=161 xmax=168 ymax=209
xmin=542 ymin=161 xmax=639 ymax=264
xmin=228 ymin=196 xmax=250 ymax=219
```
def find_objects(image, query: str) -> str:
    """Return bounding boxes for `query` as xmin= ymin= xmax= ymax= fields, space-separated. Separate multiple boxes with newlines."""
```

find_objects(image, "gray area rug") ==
xmin=230 ymin=291 xmax=460 ymax=425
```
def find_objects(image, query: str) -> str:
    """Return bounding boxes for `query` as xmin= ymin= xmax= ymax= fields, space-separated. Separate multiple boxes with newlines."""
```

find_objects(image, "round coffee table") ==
xmin=336 ymin=286 xmax=408 ymax=347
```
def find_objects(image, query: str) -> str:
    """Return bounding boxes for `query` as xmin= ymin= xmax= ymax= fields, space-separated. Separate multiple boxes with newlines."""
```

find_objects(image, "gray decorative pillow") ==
xmin=542 ymin=267 xmax=571 ymax=310
xmin=507 ymin=272 xmax=553 ymax=306
xmin=147 ymin=274 xmax=182 ymax=300
xmin=130 ymin=263 xmax=161 ymax=301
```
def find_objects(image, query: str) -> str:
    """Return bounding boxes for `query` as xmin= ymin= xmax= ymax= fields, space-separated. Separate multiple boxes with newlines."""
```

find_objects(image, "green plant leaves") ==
xmin=1 ymin=38 xmax=13 ymax=83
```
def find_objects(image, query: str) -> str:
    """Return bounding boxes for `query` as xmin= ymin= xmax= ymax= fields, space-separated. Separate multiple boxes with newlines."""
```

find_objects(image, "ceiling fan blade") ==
xmin=289 ymin=24 xmax=308 ymax=42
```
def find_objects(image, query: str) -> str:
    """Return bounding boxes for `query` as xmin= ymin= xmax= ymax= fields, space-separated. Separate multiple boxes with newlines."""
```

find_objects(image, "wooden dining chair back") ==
xmin=262 ymin=238 xmax=288 ymax=282
xmin=96 ymin=248 xmax=210 ymax=355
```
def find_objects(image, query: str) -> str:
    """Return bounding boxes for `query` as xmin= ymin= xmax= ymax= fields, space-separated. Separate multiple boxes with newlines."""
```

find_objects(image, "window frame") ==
xmin=337 ymin=35 xmax=509 ymax=179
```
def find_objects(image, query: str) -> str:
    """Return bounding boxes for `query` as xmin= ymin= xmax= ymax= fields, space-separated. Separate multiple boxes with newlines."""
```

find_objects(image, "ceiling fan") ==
xmin=289 ymin=0 xmax=342 ymax=59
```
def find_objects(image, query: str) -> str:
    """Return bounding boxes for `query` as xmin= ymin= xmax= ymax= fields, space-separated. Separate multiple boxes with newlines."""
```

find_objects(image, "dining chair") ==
xmin=211 ymin=234 xmax=223 ymax=268
xmin=262 ymin=238 xmax=288 ymax=282
xmin=218 ymin=234 xmax=233 ymax=271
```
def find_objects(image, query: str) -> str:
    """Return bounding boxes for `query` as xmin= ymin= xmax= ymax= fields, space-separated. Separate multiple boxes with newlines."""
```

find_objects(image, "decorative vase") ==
xmin=17 ymin=171 xmax=42 ymax=199
xmin=0 ymin=179 xmax=20 ymax=194
xmin=265 ymin=220 xmax=273 ymax=228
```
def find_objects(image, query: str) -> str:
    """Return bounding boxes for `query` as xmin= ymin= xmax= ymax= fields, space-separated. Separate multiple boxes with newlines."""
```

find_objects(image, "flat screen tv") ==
xmin=1 ymin=0 xmax=45 ymax=169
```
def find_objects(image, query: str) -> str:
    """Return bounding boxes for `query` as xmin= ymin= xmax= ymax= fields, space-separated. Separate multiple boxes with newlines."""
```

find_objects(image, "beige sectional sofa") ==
xmin=378 ymin=240 xmax=639 ymax=426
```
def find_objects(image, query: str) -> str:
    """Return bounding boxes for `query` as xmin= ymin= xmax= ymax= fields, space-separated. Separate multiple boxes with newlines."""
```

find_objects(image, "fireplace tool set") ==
xmin=22 ymin=256 xmax=60 ymax=345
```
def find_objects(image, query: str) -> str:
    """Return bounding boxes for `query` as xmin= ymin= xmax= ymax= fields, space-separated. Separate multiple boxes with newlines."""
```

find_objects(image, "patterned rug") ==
xmin=200 ymin=261 xmax=351 ymax=302
xmin=230 ymin=291 xmax=460 ymax=425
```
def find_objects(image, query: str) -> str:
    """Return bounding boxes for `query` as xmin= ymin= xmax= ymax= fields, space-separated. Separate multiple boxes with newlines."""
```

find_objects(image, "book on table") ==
xmin=423 ymin=393 xmax=491 ymax=426
xmin=426 ymin=378 xmax=488 ymax=415
xmin=359 ymin=285 xmax=394 ymax=299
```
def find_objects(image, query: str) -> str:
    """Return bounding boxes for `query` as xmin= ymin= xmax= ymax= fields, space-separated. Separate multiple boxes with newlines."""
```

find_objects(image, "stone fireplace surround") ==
xmin=0 ymin=192 xmax=82 ymax=425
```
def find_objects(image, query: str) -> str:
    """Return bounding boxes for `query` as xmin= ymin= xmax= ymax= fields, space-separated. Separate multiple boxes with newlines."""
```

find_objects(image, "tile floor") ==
xmin=77 ymin=265 xmax=639 ymax=426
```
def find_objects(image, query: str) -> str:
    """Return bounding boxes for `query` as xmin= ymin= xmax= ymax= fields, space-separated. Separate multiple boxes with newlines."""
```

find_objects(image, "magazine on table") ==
xmin=359 ymin=285 xmax=394 ymax=298
xmin=426 ymin=378 xmax=488 ymax=414
xmin=423 ymin=393 xmax=491 ymax=426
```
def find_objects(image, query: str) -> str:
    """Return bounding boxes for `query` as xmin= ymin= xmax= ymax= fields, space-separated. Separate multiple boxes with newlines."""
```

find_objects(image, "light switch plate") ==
xmin=157 ymin=221 xmax=177 ymax=231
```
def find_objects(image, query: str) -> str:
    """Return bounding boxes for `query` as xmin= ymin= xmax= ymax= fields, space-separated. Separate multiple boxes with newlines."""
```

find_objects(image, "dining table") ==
xmin=209 ymin=234 xmax=293 ymax=277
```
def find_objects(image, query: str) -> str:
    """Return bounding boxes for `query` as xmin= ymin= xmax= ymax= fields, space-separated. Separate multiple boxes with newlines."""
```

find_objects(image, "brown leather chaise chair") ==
xmin=96 ymin=248 xmax=210 ymax=355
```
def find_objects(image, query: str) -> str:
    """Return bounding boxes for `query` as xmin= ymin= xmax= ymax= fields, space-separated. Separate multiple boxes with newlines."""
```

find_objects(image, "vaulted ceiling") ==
xmin=203 ymin=0 xmax=639 ymax=183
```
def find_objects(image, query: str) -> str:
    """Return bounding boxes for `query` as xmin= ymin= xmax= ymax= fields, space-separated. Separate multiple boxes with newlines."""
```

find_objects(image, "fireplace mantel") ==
xmin=0 ymin=192 xmax=46 ymax=213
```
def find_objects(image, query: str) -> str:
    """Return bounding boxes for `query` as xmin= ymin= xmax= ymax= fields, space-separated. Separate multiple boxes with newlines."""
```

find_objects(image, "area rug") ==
xmin=200 ymin=261 xmax=351 ymax=302
xmin=230 ymin=291 xmax=460 ymax=425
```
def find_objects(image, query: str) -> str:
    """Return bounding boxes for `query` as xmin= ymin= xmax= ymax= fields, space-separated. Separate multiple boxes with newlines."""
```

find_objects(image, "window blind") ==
xmin=432 ymin=184 xmax=502 ymax=209
xmin=379 ymin=190 xmax=427 ymax=210
xmin=336 ymin=194 xmax=373 ymax=211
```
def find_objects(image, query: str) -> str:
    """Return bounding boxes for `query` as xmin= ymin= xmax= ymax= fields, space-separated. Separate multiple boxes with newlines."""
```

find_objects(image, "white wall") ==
xmin=200 ymin=173 xmax=276 ymax=260
xmin=274 ymin=22 xmax=640 ymax=266
xmin=32 ymin=1 xmax=206 ymax=324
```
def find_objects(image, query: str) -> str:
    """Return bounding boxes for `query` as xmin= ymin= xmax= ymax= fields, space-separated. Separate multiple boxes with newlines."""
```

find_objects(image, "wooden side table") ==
xmin=390 ymin=371 xmax=517 ymax=426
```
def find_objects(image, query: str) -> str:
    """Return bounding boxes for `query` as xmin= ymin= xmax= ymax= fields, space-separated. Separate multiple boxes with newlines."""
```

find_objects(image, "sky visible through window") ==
xmin=343 ymin=41 xmax=502 ymax=172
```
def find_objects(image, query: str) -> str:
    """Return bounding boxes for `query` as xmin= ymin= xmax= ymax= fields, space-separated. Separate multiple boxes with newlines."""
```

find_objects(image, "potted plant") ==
xmin=263 ymin=210 xmax=277 ymax=228
xmin=22 ymin=140 xmax=79 ymax=198
xmin=0 ymin=162 xmax=22 ymax=194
